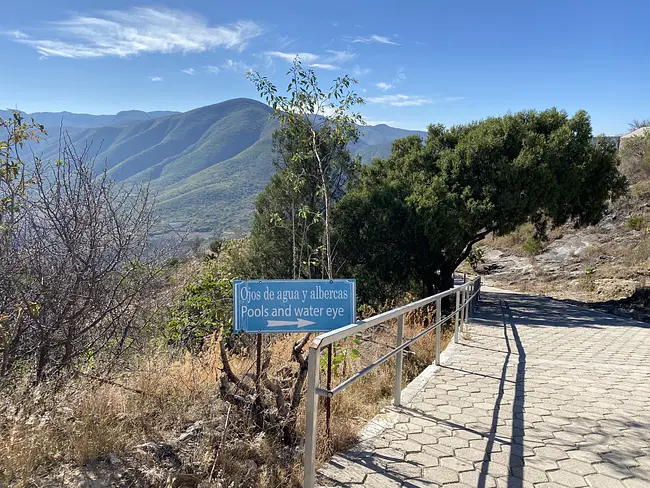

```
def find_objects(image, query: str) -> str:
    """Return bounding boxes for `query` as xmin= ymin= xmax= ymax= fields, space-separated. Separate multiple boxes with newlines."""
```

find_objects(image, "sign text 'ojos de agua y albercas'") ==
xmin=233 ymin=279 xmax=356 ymax=333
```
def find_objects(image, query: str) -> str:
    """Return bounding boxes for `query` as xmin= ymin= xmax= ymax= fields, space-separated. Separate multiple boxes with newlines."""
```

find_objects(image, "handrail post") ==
xmin=469 ymin=283 xmax=474 ymax=316
xmin=454 ymin=289 xmax=460 ymax=343
xmin=469 ymin=283 xmax=476 ymax=315
xmin=462 ymin=287 xmax=468 ymax=328
xmin=435 ymin=298 xmax=441 ymax=365
xmin=304 ymin=347 xmax=320 ymax=488
xmin=394 ymin=314 xmax=404 ymax=406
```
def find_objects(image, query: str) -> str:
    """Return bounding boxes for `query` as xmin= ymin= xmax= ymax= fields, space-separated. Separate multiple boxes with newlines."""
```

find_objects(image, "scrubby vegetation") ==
xmin=626 ymin=215 xmax=646 ymax=230
xmin=522 ymin=236 xmax=547 ymax=255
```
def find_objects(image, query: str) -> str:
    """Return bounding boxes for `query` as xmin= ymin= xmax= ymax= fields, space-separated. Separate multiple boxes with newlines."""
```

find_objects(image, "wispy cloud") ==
xmin=205 ymin=65 xmax=220 ymax=75
xmin=265 ymin=51 xmax=320 ymax=64
xmin=352 ymin=65 xmax=371 ymax=77
xmin=367 ymin=94 xmax=431 ymax=107
xmin=350 ymin=34 xmax=398 ymax=45
xmin=376 ymin=82 xmax=393 ymax=91
xmin=11 ymin=7 xmax=263 ymax=59
xmin=325 ymin=49 xmax=356 ymax=63
xmin=149 ymin=76 xmax=163 ymax=82
xmin=368 ymin=94 xmax=466 ymax=107
xmin=221 ymin=59 xmax=252 ymax=73
xmin=8 ymin=30 xmax=27 ymax=39
xmin=309 ymin=63 xmax=339 ymax=70
xmin=181 ymin=68 xmax=196 ymax=75
xmin=264 ymin=49 xmax=356 ymax=71
xmin=276 ymin=35 xmax=297 ymax=49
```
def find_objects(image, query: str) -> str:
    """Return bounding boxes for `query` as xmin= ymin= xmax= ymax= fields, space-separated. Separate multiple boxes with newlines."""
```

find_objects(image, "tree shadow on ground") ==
xmin=478 ymin=290 xmax=650 ymax=329
xmin=555 ymin=286 xmax=650 ymax=325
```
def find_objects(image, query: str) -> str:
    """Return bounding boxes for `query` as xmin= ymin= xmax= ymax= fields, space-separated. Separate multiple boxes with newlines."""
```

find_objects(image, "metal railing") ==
xmin=303 ymin=276 xmax=482 ymax=487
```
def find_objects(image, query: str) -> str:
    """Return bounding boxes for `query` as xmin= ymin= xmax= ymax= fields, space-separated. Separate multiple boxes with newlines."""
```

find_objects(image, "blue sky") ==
xmin=1 ymin=0 xmax=648 ymax=134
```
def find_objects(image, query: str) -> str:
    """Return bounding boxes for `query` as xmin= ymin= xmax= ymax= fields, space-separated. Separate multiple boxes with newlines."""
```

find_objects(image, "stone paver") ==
xmin=318 ymin=288 xmax=650 ymax=487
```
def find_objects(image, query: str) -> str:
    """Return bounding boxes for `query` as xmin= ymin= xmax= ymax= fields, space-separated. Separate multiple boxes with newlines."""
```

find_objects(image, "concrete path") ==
xmin=319 ymin=288 xmax=650 ymax=487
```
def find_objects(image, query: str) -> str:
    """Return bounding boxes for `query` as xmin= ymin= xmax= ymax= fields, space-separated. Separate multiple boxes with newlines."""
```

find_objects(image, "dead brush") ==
xmin=0 ymin=343 xmax=224 ymax=484
xmin=0 ymin=298 xmax=458 ymax=487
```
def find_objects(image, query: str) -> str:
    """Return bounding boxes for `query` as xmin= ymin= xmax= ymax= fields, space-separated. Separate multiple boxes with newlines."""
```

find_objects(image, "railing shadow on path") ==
xmin=472 ymin=298 xmax=526 ymax=488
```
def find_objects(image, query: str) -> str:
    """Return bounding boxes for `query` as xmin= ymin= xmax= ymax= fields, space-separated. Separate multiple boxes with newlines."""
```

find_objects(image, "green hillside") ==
xmin=29 ymin=98 xmax=424 ymax=236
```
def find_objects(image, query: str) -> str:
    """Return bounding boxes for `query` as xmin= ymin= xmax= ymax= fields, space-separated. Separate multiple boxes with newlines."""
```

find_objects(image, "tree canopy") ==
xmin=335 ymin=108 xmax=627 ymax=300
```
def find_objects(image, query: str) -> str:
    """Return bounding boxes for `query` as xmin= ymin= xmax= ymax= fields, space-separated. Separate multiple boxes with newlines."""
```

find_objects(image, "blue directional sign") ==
xmin=233 ymin=279 xmax=356 ymax=333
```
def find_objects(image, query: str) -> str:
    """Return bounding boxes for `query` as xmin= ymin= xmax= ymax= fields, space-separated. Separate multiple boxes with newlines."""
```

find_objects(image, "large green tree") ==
xmin=335 ymin=109 xmax=627 ymax=299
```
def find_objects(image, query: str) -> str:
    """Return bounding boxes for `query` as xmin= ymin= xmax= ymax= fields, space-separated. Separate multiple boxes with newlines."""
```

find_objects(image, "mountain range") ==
xmin=0 ymin=108 xmax=179 ymax=129
xmin=17 ymin=98 xmax=425 ymax=236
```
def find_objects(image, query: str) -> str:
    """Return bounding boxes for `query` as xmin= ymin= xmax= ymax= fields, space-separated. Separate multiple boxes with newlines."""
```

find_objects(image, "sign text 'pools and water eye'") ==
xmin=233 ymin=279 xmax=356 ymax=333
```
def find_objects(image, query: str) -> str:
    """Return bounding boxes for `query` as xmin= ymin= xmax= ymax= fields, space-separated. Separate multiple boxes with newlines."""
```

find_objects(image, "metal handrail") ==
xmin=315 ymin=307 xmax=457 ymax=398
xmin=311 ymin=284 xmax=464 ymax=350
xmin=303 ymin=276 xmax=482 ymax=487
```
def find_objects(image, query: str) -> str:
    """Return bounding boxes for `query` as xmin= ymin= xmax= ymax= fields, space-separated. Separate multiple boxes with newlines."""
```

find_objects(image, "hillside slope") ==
xmin=473 ymin=145 xmax=650 ymax=319
xmin=30 ymin=98 xmax=425 ymax=235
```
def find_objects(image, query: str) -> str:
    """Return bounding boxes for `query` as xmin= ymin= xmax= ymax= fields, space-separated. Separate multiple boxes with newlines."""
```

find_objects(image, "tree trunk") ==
xmin=311 ymin=128 xmax=333 ymax=279
xmin=424 ymin=279 xmax=435 ymax=297
xmin=439 ymin=268 xmax=455 ymax=292
xmin=291 ymin=197 xmax=297 ymax=279
xmin=35 ymin=339 xmax=49 ymax=384
xmin=438 ymin=266 xmax=456 ymax=312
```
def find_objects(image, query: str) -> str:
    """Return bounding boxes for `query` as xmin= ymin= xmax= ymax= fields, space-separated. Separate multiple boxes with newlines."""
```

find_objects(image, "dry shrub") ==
xmin=633 ymin=235 xmax=650 ymax=263
xmin=488 ymin=224 xmax=534 ymax=253
xmin=631 ymin=179 xmax=650 ymax=198
xmin=1 ymin=299 xmax=458 ymax=487
xmin=0 ymin=342 xmax=223 ymax=484
xmin=620 ymin=132 xmax=650 ymax=184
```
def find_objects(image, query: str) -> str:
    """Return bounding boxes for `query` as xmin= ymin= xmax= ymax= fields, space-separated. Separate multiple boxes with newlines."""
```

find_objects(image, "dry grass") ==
xmin=0 ymin=300 xmax=455 ymax=487
xmin=0 ymin=344 xmax=224 ymax=485
xmin=488 ymin=224 xmax=535 ymax=252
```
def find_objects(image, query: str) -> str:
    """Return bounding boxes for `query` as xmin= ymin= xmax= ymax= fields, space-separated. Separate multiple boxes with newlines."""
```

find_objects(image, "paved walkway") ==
xmin=319 ymin=288 xmax=650 ymax=487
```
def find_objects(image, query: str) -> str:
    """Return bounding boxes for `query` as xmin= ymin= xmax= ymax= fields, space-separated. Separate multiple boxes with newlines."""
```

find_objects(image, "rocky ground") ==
xmin=474 ymin=195 xmax=650 ymax=322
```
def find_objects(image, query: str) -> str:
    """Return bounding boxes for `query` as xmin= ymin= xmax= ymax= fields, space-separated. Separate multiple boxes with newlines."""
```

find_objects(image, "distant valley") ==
xmin=16 ymin=98 xmax=425 ymax=236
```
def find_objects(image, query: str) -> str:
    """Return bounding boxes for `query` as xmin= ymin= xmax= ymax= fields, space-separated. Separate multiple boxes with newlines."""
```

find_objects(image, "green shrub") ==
xmin=467 ymin=247 xmax=485 ymax=270
xmin=163 ymin=261 xmax=234 ymax=348
xmin=631 ymin=180 xmax=650 ymax=198
xmin=626 ymin=215 xmax=646 ymax=231
xmin=522 ymin=236 xmax=545 ymax=255
xmin=209 ymin=237 xmax=224 ymax=255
